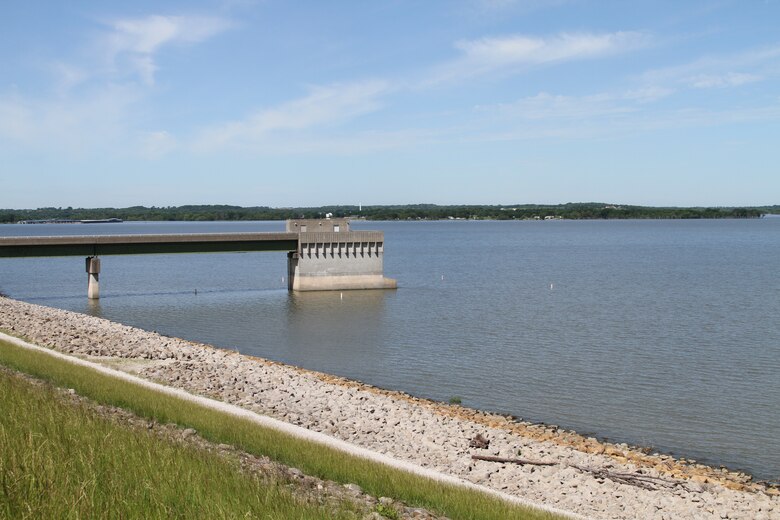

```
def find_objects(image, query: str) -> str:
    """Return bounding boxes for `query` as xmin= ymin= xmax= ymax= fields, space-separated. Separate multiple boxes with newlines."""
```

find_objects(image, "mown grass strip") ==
xmin=0 ymin=368 xmax=357 ymax=519
xmin=0 ymin=336 xmax=564 ymax=520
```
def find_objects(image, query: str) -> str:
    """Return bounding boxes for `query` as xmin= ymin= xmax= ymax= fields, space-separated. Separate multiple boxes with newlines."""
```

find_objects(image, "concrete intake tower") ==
xmin=286 ymin=218 xmax=397 ymax=291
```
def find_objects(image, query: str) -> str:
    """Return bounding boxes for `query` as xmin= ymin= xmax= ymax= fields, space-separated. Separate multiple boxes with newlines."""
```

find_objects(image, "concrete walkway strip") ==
xmin=0 ymin=330 xmax=585 ymax=520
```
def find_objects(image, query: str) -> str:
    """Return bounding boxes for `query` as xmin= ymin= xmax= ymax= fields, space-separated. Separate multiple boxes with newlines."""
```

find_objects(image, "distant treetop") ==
xmin=0 ymin=203 xmax=775 ymax=224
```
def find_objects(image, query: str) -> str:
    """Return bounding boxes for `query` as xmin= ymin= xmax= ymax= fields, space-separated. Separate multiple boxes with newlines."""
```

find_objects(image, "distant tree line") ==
xmin=0 ymin=203 xmax=775 ymax=224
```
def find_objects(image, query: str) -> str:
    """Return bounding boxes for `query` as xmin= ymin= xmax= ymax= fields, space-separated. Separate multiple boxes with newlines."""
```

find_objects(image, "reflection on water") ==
xmin=86 ymin=298 xmax=103 ymax=317
xmin=287 ymin=288 xmax=389 ymax=315
xmin=286 ymin=290 xmax=389 ymax=370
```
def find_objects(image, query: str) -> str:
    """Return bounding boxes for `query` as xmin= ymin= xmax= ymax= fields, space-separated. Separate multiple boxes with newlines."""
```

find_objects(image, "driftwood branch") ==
xmin=570 ymin=464 xmax=688 ymax=491
xmin=471 ymin=454 xmax=556 ymax=466
xmin=467 ymin=430 xmax=692 ymax=492
xmin=472 ymin=455 xmax=689 ymax=491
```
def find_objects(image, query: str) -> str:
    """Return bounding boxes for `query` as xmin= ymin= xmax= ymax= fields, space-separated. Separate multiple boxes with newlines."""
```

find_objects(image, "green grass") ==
xmin=0 ymin=368 xmax=356 ymax=519
xmin=0 ymin=337 xmax=561 ymax=520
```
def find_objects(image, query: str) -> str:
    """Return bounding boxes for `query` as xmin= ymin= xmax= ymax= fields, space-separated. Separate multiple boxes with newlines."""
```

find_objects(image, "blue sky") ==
xmin=1 ymin=0 xmax=779 ymax=208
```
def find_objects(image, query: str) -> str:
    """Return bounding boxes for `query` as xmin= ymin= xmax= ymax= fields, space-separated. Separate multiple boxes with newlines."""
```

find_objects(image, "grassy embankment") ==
xmin=0 ymin=366 xmax=359 ymax=519
xmin=0 ymin=337 xmax=561 ymax=520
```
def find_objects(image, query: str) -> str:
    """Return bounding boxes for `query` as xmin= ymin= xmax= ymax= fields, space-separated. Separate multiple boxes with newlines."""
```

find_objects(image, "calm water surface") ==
xmin=1 ymin=219 xmax=778 ymax=480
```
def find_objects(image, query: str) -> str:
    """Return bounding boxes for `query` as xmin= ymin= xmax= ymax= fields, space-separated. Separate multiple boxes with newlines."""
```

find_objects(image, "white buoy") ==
xmin=340 ymin=292 xmax=343 ymax=300
xmin=550 ymin=283 xmax=554 ymax=290
xmin=441 ymin=275 xmax=445 ymax=281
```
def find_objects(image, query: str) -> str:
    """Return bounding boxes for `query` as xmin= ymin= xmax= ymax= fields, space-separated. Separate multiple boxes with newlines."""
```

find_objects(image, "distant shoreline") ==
xmin=1 ymin=203 xmax=777 ymax=224
xmin=16 ymin=218 xmax=124 ymax=225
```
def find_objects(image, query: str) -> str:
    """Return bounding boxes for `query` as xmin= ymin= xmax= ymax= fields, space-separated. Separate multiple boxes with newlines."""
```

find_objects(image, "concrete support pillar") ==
xmin=287 ymin=251 xmax=299 ymax=291
xmin=86 ymin=256 xmax=100 ymax=299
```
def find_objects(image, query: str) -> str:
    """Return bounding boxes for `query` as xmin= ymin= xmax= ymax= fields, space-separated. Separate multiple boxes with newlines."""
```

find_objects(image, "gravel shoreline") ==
xmin=1 ymin=297 xmax=777 ymax=520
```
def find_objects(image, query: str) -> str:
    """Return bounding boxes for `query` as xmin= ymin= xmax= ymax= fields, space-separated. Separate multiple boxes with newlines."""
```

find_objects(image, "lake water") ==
xmin=1 ymin=218 xmax=778 ymax=480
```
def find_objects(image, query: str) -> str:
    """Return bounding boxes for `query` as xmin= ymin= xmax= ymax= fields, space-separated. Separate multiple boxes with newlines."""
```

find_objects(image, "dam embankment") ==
xmin=0 ymin=296 xmax=777 ymax=520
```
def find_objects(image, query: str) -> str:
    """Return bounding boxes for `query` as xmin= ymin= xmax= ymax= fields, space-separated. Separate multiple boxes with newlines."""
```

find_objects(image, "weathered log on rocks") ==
xmin=472 ymin=455 xmax=690 ymax=492
xmin=471 ymin=454 xmax=555 ymax=466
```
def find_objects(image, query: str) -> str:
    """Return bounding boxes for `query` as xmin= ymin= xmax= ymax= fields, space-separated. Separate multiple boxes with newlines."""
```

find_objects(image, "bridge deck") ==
xmin=0 ymin=233 xmax=301 ymax=257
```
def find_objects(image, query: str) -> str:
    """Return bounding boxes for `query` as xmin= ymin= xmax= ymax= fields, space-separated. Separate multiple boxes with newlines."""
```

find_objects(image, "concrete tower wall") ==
xmin=287 ymin=231 xmax=396 ymax=291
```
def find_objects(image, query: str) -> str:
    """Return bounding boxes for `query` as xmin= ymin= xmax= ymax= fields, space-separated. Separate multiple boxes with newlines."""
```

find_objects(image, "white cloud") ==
xmin=139 ymin=130 xmax=177 ymax=158
xmin=430 ymin=31 xmax=651 ymax=83
xmin=457 ymin=32 xmax=640 ymax=63
xmin=0 ymin=12 xmax=233 ymax=156
xmin=642 ymin=44 xmax=780 ymax=90
xmin=478 ymin=85 xmax=677 ymax=123
xmin=102 ymin=15 xmax=233 ymax=85
xmin=686 ymin=72 xmax=762 ymax=89
xmin=483 ymin=92 xmax=635 ymax=120
xmin=623 ymin=86 xmax=675 ymax=103
xmin=194 ymin=81 xmax=390 ymax=151
xmin=475 ymin=92 xmax=613 ymax=135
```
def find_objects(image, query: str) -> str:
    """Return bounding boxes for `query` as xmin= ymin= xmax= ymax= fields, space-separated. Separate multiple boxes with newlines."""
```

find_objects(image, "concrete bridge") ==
xmin=0 ymin=219 xmax=396 ymax=298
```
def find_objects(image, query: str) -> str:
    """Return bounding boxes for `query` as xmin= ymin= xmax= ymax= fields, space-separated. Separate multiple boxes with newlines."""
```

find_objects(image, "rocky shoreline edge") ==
xmin=0 ymin=297 xmax=777 ymax=520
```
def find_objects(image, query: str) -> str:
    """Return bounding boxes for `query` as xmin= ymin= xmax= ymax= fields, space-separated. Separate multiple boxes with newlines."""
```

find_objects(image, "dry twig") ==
xmin=570 ymin=465 xmax=689 ymax=491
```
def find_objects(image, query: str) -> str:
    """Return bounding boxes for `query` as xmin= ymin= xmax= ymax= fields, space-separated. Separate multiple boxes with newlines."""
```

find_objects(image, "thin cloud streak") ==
xmin=469 ymin=95 xmax=780 ymax=143
xmin=641 ymin=43 xmax=780 ymax=89
xmin=686 ymin=72 xmax=761 ymax=89
xmin=480 ymin=92 xmax=638 ymax=120
xmin=427 ymin=31 xmax=652 ymax=84
xmin=193 ymin=81 xmax=391 ymax=152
